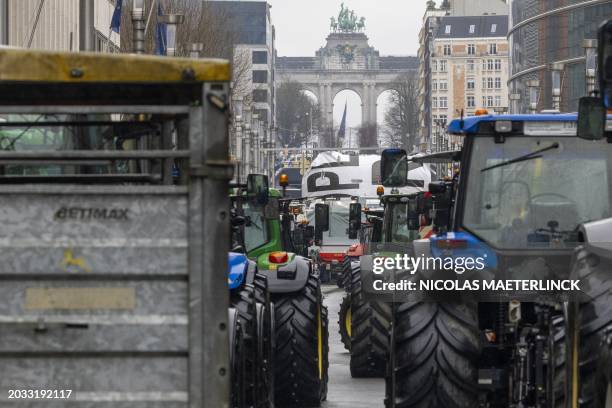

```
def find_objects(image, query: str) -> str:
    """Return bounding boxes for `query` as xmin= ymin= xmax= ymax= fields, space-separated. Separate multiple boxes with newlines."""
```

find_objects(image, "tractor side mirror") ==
xmin=381 ymin=148 xmax=408 ymax=187
xmin=407 ymin=198 xmax=420 ymax=231
xmin=315 ymin=203 xmax=329 ymax=232
xmin=348 ymin=202 xmax=361 ymax=239
xmin=578 ymin=96 xmax=606 ymax=140
xmin=247 ymin=174 xmax=269 ymax=205
xmin=598 ymin=19 xmax=612 ymax=109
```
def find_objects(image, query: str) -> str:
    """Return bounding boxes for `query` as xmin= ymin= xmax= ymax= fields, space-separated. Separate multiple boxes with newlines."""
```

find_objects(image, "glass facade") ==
xmin=509 ymin=0 xmax=612 ymax=112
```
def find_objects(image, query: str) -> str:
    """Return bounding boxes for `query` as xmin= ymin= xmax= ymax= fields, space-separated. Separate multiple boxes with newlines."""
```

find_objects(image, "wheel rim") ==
xmin=606 ymin=381 xmax=612 ymax=408
xmin=345 ymin=306 xmax=352 ymax=338
xmin=317 ymin=305 xmax=324 ymax=379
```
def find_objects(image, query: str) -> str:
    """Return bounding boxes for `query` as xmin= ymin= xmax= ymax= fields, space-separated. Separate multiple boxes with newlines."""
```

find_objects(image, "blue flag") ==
xmin=110 ymin=0 xmax=123 ymax=34
xmin=337 ymin=101 xmax=347 ymax=140
xmin=155 ymin=2 xmax=167 ymax=55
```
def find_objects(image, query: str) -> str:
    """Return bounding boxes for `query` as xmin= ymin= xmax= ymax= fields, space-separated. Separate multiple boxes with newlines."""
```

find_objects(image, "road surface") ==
xmin=321 ymin=285 xmax=385 ymax=408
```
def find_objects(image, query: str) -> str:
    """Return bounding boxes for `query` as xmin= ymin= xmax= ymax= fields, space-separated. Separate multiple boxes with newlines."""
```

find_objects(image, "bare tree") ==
xmin=383 ymin=72 xmax=419 ymax=151
xmin=118 ymin=1 xmax=252 ymax=105
xmin=276 ymin=80 xmax=320 ymax=147
xmin=357 ymin=123 xmax=378 ymax=147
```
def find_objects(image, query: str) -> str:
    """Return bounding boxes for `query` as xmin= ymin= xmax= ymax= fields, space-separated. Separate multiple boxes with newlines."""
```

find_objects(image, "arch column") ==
xmin=361 ymin=81 xmax=377 ymax=126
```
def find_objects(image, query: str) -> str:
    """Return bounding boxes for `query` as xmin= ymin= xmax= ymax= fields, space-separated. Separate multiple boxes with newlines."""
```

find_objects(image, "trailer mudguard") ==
xmin=257 ymin=254 xmax=312 ymax=293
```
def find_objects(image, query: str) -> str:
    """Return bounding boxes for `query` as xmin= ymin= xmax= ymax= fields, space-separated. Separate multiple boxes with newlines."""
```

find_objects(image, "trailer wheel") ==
xmin=386 ymin=301 xmax=480 ymax=408
xmin=338 ymin=294 xmax=351 ymax=352
xmin=349 ymin=262 xmax=391 ymax=377
xmin=231 ymin=285 xmax=259 ymax=407
xmin=272 ymin=273 xmax=329 ymax=407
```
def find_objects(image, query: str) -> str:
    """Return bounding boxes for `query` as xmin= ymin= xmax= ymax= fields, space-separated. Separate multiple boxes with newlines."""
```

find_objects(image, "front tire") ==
xmin=338 ymin=294 xmax=351 ymax=352
xmin=386 ymin=301 xmax=480 ymax=408
xmin=349 ymin=262 xmax=391 ymax=378
xmin=272 ymin=273 xmax=329 ymax=407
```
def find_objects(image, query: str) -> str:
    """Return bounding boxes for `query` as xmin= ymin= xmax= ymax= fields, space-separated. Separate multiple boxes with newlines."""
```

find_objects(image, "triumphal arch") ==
xmin=276 ymin=4 xmax=417 ymax=127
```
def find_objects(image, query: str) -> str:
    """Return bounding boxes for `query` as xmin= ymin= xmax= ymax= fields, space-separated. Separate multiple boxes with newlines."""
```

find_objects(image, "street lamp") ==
xmin=232 ymin=96 xmax=244 ymax=182
xmin=131 ymin=0 xmax=146 ymax=54
xmin=550 ymin=62 xmax=564 ymax=111
xmin=509 ymin=93 xmax=521 ymax=114
xmin=160 ymin=14 xmax=185 ymax=57
xmin=583 ymin=39 xmax=598 ymax=96
xmin=526 ymin=79 xmax=540 ymax=114
xmin=190 ymin=43 xmax=204 ymax=59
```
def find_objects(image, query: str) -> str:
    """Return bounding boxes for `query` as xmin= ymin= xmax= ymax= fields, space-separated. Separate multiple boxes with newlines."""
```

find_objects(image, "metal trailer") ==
xmin=0 ymin=49 xmax=232 ymax=407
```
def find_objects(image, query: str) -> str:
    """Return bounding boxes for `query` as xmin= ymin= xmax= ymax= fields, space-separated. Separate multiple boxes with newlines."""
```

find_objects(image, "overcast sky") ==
xmin=269 ymin=0 xmax=427 ymax=57
xmin=267 ymin=1 xmax=427 ymax=128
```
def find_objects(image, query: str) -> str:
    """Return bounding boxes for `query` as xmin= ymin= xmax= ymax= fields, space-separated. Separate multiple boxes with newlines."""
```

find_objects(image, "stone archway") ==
xmin=277 ymin=30 xmax=417 ymax=145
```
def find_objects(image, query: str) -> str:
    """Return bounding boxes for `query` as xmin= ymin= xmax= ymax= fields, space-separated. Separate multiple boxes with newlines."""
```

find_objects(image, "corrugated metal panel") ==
xmin=8 ymin=0 xmax=118 ymax=51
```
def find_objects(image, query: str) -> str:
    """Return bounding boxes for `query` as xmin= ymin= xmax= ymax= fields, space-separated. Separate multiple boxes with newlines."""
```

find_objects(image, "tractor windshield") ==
xmin=243 ymin=202 xmax=268 ymax=252
xmin=384 ymin=202 xmax=418 ymax=244
xmin=462 ymin=135 xmax=612 ymax=249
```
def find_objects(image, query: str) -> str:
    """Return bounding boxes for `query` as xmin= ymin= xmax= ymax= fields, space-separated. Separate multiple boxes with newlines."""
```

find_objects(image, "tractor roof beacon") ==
xmin=0 ymin=49 xmax=233 ymax=407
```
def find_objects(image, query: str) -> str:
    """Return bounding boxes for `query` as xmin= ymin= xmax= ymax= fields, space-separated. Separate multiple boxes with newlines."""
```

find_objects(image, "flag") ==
xmin=337 ymin=101 xmax=347 ymax=140
xmin=110 ymin=0 xmax=123 ymax=34
xmin=155 ymin=2 xmax=167 ymax=55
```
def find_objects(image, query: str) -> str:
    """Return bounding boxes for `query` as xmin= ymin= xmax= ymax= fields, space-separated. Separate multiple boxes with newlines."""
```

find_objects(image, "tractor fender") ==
xmin=262 ymin=255 xmax=312 ymax=294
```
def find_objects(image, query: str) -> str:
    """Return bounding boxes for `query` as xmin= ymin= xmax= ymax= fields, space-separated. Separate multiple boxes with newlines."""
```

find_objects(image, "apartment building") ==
xmin=428 ymin=15 xmax=509 ymax=151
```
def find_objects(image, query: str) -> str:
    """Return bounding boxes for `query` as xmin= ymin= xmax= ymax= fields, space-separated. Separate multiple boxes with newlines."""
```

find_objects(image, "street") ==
xmin=322 ymin=286 xmax=385 ymax=408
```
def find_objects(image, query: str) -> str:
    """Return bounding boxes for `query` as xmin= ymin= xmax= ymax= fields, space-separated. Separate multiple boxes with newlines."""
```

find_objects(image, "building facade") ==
xmin=5 ymin=0 xmax=119 ymax=51
xmin=209 ymin=1 xmax=276 ymax=181
xmin=508 ymin=0 xmax=612 ymax=113
xmin=418 ymin=10 xmax=510 ymax=152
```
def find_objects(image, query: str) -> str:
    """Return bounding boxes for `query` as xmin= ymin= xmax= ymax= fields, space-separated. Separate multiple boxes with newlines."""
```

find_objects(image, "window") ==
xmin=432 ymin=60 xmax=437 ymax=72
xmin=439 ymin=80 xmax=448 ymax=91
xmin=491 ymin=23 xmax=497 ymax=33
xmin=469 ymin=25 xmax=475 ymax=34
xmin=252 ymin=70 xmax=268 ymax=83
xmin=443 ymin=44 xmax=451 ymax=56
xmin=467 ymin=78 xmax=475 ymax=90
xmin=243 ymin=202 xmax=268 ymax=252
xmin=467 ymin=59 xmax=475 ymax=71
xmin=432 ymin=97 xmax=438 ymax=108
xmin=467 ymin=44 xmax=475 ymax=55
xmin=467 ymin=95 xmax=475 ymax=108
xmin=482 ymin=59 xmax=488 ymax=71
xmin=487 ymin=59 xmax=495 ymax=70
xmin=487 ymin=77 xmax=494 ymax=89
xmin=482 ymin=96 xmax=487 ymax=107
xmin=495 ymin=77 xmax=502 ymax=89
xmin=439 ymin=114 xmax=447 ymax=123
xmin=439 ymin=97 xmax=448 ymax=108
xmin=445 ymin=25 xmax=451 ymax=34
xmin=252 ymin=51 xmax=268 ymax=64
xmin=489 ymin=43 xmax=497 ymax=55
xmin=494 ymin=59 xmax=502 ymax=70
xmin=252 ymin=89 xmax=268 ymax=103
xmin=432 ymin=80 xmax=438 ymax=91
xmin=495 ymin=95 xmax=502 ymax=107
xmin=487 ymin=96 xmax=494 ymax=107
xmin=440 ymin=60 xmax=447 ymax=72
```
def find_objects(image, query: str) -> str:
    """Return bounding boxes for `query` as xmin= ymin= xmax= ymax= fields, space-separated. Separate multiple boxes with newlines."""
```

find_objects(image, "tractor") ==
xmin=232 ymin=174 xmax=329 ymax=407
xmin=383 ymin=95 xmax=612 ymax=406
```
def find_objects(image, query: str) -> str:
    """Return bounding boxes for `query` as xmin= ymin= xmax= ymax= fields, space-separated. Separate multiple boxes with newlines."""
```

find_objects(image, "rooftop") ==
xmin=435 ymin=15 xmax=508 ymax=39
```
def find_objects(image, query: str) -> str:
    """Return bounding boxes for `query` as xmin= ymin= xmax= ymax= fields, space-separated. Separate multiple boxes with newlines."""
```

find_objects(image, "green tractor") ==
xmin=336 ymin=187 xmax=437 ymax=378
xmin=233 ymin=175 xmax=329 ymax=407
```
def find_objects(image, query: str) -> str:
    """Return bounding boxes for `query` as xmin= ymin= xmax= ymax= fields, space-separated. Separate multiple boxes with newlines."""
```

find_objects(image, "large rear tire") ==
xmin=272 ymin=273 xmax=329 ymax=407
xmin=338 ymin=294 xmax=351 ymax=352
xmin=229 ymin=307 xmax=247 ymax=408
xmin=594 ymin=330 xmax=612 ymax=408
xmin=349 ymin=262 xmax=391 ymax=378
xmin=574 ymin=248 xmax=612 ymax=408
xmin=386 ymin=301 xmax=480 ymax=408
